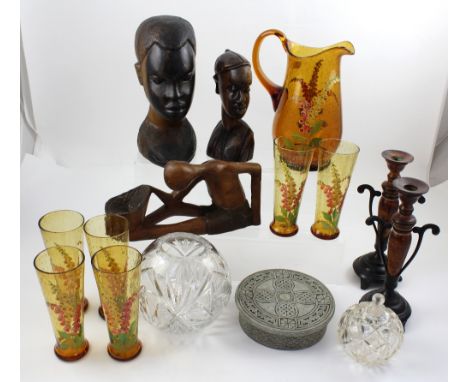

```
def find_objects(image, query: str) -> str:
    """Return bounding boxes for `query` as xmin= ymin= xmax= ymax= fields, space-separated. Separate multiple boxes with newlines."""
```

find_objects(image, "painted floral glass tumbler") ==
xmin=38 ymin=210 xmax=89 ymax=311
xmin=311 ymin=139 xmax=359 ymax=239
xmin=92 ymin=245 xmax=143 ymax=361
xmin=34 ymin=246 xmax=89 ymax=361
xmin=84 ymin=214 xmax=129 ymax=319
xmin=270 ymin=137 xmax=314 ymax=236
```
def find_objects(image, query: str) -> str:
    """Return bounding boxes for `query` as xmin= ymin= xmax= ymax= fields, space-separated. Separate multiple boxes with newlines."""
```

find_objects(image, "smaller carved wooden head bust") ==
xmin=214 ymin=50 xmax=252 ymax=120
xmin=207 ymin=50 xmax=254 ymax=162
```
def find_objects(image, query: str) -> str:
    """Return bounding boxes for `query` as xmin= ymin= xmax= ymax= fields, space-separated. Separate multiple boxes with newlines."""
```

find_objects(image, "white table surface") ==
xmin=20 ymin=154 xmax=447 ymax=382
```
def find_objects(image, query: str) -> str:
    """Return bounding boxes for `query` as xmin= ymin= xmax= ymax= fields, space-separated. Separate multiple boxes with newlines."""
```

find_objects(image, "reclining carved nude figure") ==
xmin=105 ymin=160 xmax=262 ymax=241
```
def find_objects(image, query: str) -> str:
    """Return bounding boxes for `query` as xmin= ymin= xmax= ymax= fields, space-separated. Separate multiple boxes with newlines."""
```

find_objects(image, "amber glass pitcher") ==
xmin=252 ymin=29 xmax=354 ymax=170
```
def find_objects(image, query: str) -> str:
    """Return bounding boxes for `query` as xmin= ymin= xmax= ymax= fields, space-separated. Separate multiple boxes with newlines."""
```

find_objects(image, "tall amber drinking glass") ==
xmin=92 ymin=245 xmax=142 ymax=361
xmin=84 ymin=214 xmax=129 ymax=319
xmin=270 ymin=137 xmax=314 ymax=236
xmin=34 ymin=246 xmax=89 ymax=361
xmin=311 ymin=139 xmax=359 ymax=240
xmin=38 ymin=210 xmax=89 ymax=311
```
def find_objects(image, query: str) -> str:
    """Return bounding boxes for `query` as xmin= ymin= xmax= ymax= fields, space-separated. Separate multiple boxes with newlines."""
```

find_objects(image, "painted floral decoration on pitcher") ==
xmin=318 ymin=163 xmax=350 ymax=230
xmin=290 ymin=61 xmax=340 ymax=146
xmin=275 ymin=160 xmax=306 ymax=226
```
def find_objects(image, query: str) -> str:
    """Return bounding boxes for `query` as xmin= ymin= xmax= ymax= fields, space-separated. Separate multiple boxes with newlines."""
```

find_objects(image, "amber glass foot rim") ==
xmin=107 ymin=341 xmax=142 ymax=361
xmin=98 ymin=305 xmax=105 ymax=320
xmin=269 ymin=222 xmax=298 ymax=237
xmin=83 ymin=297 xmax=89 ymax=312
xmin=310 ymin=227 xmax=339 ymax=240
xmin=54 ymin=340 xmax=89 ymax=362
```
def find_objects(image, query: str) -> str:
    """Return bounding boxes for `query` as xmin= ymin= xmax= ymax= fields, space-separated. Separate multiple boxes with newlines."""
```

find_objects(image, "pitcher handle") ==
xmin=252 ymin=29 xmax=287 ymax=111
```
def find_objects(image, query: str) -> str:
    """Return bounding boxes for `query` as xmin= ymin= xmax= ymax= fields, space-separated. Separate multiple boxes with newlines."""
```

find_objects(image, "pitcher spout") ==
xmin=286 ymin=40 xmax=355 ymax=58
xmin=331 ymin=41 xmax=355 ymax=56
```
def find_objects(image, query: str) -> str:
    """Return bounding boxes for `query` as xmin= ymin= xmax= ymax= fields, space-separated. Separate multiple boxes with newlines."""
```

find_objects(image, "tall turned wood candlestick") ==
xmin=359 ymin=177 xmax=440 ymax=327
xmin=353 ymin=150 xmax=415 ymax=289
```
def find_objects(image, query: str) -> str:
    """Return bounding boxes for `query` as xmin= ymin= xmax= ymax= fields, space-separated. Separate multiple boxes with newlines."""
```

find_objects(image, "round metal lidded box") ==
xmin=235 ymin=269 xmax=335 ymax=350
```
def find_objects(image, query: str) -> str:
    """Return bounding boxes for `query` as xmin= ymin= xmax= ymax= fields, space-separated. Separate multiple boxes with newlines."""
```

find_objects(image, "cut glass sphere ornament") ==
xmin=338 ymin=293 xmax=404 ymax=366
xmin=139 ymin=232 xmax=232 ymax=335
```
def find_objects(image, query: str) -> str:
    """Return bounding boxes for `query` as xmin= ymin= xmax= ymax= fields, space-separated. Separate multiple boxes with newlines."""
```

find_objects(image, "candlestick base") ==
xmin=353 ymin=251 xmax=387 ymax=289
xmin=353 ymin=252 xmax=402 ymax=289
xmin=360 ymin=287 xmax=411 ymax=327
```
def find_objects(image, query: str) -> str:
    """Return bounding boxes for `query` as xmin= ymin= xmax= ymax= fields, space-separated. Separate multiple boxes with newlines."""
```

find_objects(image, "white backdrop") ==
xmin=21 ymin=0 xmax=447 ymax=180
xmin=20 ymin=2 xmax=447 ymax=381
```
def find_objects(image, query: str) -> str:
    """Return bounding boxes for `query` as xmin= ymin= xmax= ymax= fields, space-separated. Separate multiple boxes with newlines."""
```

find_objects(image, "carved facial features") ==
xmin=142 ymin=43 xmax=195 ymax=122
xmin=217 ymin=66 xmax=252 ymax=119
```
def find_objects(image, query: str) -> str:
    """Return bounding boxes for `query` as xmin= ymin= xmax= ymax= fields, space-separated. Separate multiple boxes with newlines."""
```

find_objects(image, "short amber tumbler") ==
xmin=38 ymin=210 xmax=89 ymax=311
xmin=311 ymin=139 xmax=359 ymax=239
xmin=92 ymin=245 xmax=142 ymax=361
xmin=34 ymin=246 xmax=89 ymax=361
xmin=270 ymin=137 xmax=314 ymax=236
xmin=84 ymin=214 xmax=129 ymax=319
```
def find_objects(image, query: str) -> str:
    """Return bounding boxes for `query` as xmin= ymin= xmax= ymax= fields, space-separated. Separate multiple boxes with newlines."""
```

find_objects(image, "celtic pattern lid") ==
xmin=235 ymin=269 xmax=335 ymax=335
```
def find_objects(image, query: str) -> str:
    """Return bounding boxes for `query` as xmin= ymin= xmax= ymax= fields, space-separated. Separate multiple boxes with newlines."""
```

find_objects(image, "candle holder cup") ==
xmin=34 ymin=246 xmax=89 ymax=361
xmin=84 ymin=214 xmax=129 ymax=319
xmin=359 ymin=177 xmax=440 ymax=327
xmin=38 ymin=210 xmax=89 ymax=311
xmin=311 ymin=139 xmax=359 ymax=240
xmin=270 ymin=137 xmax=314 ymax=237
xmin=92 ymin=245 xmax=143 ymax=361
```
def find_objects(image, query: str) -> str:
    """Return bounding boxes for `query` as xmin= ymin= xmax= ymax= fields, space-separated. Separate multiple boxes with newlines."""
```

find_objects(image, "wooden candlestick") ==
xmin=353 ymin=150 xmax=415 ymax=289
xmin=360 ymin=177 xmax=439 ymax=327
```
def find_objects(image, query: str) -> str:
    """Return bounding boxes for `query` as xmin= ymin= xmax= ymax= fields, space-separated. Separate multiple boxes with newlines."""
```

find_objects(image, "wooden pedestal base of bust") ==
xmin=137 ymin=119 xmax=196 ymax=167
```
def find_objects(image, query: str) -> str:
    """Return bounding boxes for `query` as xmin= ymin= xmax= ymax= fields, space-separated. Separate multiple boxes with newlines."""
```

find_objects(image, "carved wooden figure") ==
xmin=105 ymin=160 xmax=261 ymax=241
xmin=207 ymin=50 xmax=254 ymax=162
xmin=135 ymin=15 xmax=197 ymax=167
